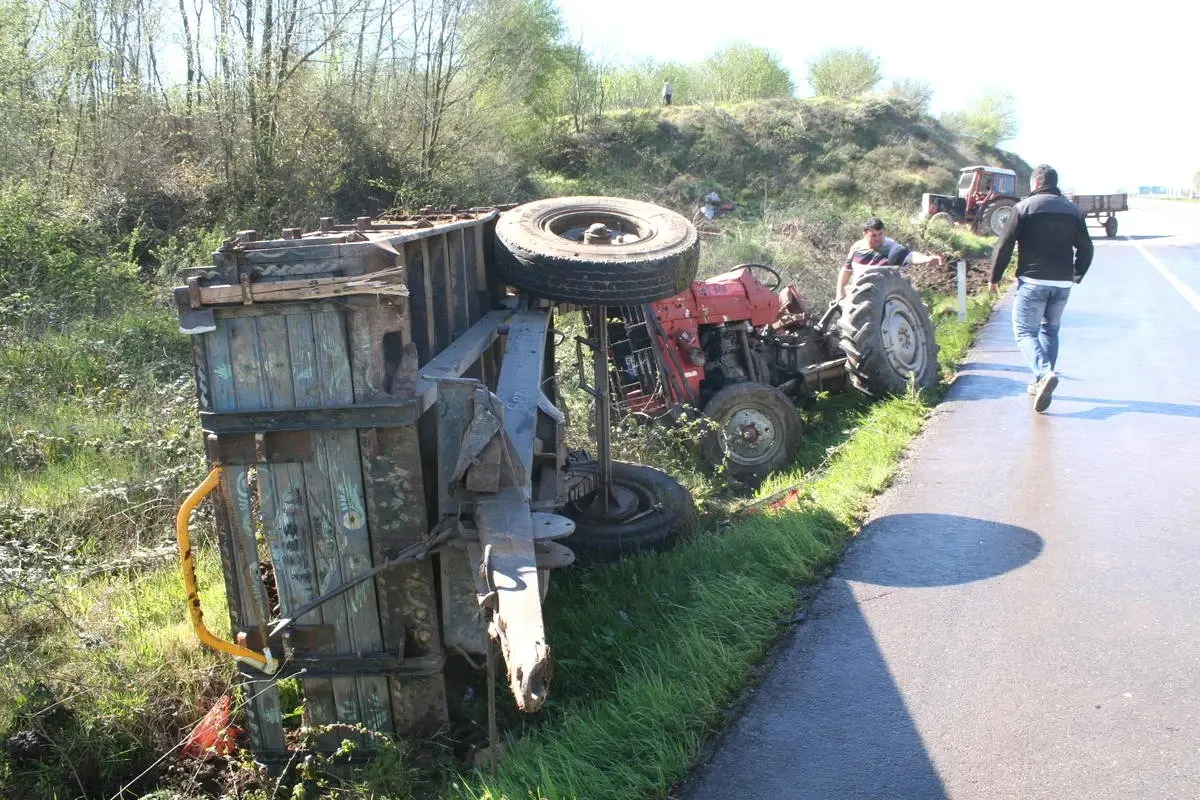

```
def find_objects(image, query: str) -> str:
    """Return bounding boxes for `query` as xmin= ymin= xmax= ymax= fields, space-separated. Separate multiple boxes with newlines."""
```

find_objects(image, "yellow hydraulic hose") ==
xmin=175 ymin=466 xmax=278 ymax=674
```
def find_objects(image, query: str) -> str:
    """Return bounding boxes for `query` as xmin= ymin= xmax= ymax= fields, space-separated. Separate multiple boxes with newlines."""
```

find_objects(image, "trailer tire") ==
xmin=1105 ymin=217 xmax=1118 ymax=238
xmin=700 ymin=383 xmax=800 ymax=482
xmin=494 ymin=196 xmax=700 ymax=304
xmin=837 ymin=267 xmax=939 ymax=397
xmin=562 ymin=461 xmax=697 ymax=565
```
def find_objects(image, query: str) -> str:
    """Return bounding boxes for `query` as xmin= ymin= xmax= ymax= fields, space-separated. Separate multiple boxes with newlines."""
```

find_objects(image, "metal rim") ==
xmin=990 ymin=206 xmax=1014 ymax=235
xmin=569 ymin=481 xmax=651 ymax=523
xmin=881 ymin=296 xmax=930 ymax=376
xmin=716 ymin=403 xmax=785 ymax=466
xmin=542 ymin=209 xmax=651 ymax=246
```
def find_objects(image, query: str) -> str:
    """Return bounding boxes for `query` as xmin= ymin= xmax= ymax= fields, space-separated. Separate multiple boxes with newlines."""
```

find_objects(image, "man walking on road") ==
xmin=990 ymin=164 xmax=1094 ymax=412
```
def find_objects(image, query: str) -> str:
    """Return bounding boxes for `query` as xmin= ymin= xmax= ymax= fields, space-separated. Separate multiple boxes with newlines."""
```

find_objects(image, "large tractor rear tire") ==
xmin=493 ymin=196 xmax=700 ymax=304
xmin=837 ymin=267 xmax=939 ymax=397
xmin=982 ymin=199 xmax=1017 ymax=236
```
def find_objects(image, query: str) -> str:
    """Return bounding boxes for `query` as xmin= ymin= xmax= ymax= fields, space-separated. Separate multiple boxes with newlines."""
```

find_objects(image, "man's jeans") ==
xmin=1011 ymin=279 xmax=1071 ymax=381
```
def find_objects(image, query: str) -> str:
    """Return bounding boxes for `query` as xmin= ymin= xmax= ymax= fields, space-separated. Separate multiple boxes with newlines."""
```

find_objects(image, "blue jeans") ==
xmin=1011 ymin=279 xmax=1071 ymax=381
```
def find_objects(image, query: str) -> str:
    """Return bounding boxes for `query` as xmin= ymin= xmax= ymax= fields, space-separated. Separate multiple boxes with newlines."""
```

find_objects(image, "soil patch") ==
xmin=906 ymin=259 xmax=991 ymax=295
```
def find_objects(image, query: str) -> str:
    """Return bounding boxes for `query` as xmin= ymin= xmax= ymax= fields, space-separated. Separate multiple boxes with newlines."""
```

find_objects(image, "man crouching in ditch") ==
xmin=989 ymin=164 xmax=1094 ymax=413
xmin=837 ymin=216 xmax=943 ymax=302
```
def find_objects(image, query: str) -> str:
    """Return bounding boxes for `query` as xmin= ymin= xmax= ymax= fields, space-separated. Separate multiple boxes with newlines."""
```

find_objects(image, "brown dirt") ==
xmin=906 ymin=258 xmax=991 ymax=295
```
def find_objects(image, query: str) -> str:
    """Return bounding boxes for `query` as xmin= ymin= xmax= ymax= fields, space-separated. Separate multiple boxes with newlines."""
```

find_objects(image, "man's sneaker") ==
xmin=1034 ymin=371 xmax=1058 ymax=412
xmin=1026 ymin=382 xmax=1037 ymax=395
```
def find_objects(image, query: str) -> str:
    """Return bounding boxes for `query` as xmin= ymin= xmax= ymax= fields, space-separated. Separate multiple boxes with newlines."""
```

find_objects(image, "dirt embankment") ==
xmin=906 ymin=258 xmax=992 ymax=295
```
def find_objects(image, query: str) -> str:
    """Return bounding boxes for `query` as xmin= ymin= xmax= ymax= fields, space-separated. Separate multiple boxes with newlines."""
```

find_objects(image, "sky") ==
xmin=555 ymin=0 xmax=1198 ymax=193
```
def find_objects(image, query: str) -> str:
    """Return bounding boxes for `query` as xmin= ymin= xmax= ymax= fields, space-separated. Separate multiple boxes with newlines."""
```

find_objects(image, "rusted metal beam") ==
xmin=472 ymin=306 xmax=555 ymax=711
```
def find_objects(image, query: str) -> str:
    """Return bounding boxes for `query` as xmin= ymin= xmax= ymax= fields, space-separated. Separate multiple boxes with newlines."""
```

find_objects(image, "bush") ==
xmin=807 ymin=48 xmax=882 ymax=100
xmin=0 ymin=183 xmax=145 ymax=328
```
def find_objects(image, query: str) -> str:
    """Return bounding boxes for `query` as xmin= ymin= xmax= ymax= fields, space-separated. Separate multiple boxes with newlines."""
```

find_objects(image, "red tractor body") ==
xmin=922 ymin=165 xmax=1021 ymax=236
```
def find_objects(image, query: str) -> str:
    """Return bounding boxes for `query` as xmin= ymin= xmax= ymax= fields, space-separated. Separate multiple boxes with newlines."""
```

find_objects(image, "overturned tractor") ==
xmin=557 ymin=201 xmax=942 ymax=482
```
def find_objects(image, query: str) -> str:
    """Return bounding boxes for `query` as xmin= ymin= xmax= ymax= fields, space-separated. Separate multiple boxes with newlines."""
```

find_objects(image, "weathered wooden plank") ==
xmin=196 ymin=268 xmax=408 ymax=306
xmin=240 ymin=314 xmax=341 ymax=745
xmin=344 ymin=302 xmax=448 ymax=734
xmin=411 ymin=310 xmax=508 ymax=414
xmin=216 ymin=468 xmax=287 ymax=753
xmin=315 ymin=305 xmax=395 ymax=736
xmin=200 ymin=330 xmax=286 ymax=753
xmin=404 ymin=240 xmax=435 ymax=365
xmin=448 ymin=228 xmax=469 ymax=339
xmin=465 ymin=225 xmax=483 ymax=326
xmin=213 ymin=300 xmax=344 ymax=321
xmin=426 ymin=235 xmax=453 ymax=353
xmin=303 ymin=310 xmax=373 ymax=742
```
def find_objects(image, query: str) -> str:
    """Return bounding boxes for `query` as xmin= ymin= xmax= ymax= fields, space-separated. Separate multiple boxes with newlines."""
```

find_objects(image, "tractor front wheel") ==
xmin=700 ymin=382 xmax=801 ymax=482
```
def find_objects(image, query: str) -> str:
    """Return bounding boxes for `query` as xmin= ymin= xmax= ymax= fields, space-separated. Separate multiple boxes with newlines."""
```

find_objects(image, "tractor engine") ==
xmin=608 ymin=265 xmax=844 ymax=418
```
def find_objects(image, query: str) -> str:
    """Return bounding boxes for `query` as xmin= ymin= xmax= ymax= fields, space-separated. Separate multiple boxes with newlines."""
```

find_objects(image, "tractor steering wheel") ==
xmin=732 ymin=263 xmax=783 ymax=292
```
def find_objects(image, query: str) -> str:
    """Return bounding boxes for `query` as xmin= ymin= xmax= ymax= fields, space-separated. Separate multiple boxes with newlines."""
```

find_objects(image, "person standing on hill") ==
xmin=989 ymin=164 xmax=1094 ymax=413
xmin=662 ymin=80 xmax=673 ymax=106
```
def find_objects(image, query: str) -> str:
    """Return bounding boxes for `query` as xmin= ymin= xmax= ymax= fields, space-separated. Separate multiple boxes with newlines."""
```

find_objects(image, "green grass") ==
xmin=0 ymin=549 xmax=231 ymax=798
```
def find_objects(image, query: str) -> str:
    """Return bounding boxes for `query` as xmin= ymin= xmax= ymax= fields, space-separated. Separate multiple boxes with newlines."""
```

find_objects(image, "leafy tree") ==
xmin=887 ymin=79 xmax=933 ymax=112
xmin=701 ymin=42 xmax=793 ymax=103
xmin=807 ymin=48 xmax=881 ymax=100
xmin=942 ymin=89 xmax=1019 ymax=146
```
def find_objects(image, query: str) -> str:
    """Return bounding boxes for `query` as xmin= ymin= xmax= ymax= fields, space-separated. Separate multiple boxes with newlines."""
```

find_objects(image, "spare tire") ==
xmin=837 ymin=267 xmax=939 ymax=397
xmin=494 ymin=196 xmax=700 ymax=304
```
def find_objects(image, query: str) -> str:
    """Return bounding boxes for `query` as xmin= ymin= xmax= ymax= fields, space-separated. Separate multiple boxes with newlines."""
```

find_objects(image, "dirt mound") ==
xmin=906 ymin=258 xmax=991 ymax=295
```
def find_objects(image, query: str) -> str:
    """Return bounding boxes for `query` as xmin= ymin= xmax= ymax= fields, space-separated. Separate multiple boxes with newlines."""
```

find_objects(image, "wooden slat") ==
xmin=404 ymin=241 xmax=434 ymax=365
xmin=243 ymin=313 xmax=342 ymax=745
xmin=344 ymin=301 xmax=449 ymax=734
xmin=448 ymin=228 xmax=469 ymax=339
xmin=200 ymin=330 xmax=286 ymax=754
xmin=426 ymin=234 xmax=453 ymax=353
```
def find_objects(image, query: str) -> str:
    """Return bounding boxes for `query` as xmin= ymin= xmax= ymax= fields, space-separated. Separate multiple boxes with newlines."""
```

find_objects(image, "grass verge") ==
xmin=443 ymin=287 xmax=998 ymax=800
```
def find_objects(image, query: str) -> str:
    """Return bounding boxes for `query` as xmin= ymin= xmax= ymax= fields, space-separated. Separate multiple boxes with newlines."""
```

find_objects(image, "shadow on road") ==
xmin=1045 ymin=397 xmax=1200 ymax=421
xmin=684 ymin=514 xmax=1043 ymax=800
xmin=842 ymin=513 xmax=1044 ymax=588
xmin=945 ymin=373 xmax=1027 ymax=401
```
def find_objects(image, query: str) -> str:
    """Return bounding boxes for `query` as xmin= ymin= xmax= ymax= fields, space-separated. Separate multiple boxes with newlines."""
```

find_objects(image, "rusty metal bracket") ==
xmin=449 ymin=384 xmax=529 ymax=500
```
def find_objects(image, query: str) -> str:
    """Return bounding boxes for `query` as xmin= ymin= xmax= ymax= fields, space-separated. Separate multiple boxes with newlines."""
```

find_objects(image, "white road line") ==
xmin=1127 ymin=236 xmax=1200 ymax=313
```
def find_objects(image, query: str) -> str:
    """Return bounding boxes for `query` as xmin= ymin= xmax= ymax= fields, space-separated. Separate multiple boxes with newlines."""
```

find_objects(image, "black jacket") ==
xmin=990 ymin=187 xmax=1094 ymax=284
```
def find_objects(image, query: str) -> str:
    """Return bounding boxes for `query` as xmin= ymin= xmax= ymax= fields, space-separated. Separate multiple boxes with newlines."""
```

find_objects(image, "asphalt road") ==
xmin=682 ymin=199 xmax=1200 ymax=800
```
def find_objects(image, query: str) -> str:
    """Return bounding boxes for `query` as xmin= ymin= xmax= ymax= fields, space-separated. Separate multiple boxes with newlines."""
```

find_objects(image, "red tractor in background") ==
xmin=921 ymin=165 xmax=1021 ymax=237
